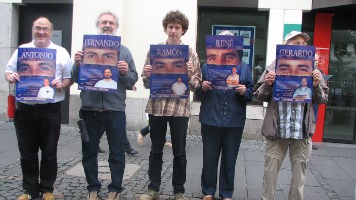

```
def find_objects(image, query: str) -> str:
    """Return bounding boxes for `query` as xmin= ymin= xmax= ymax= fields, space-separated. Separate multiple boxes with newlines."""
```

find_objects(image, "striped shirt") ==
xmin=278 ymin=102 xmax=305 ymax=139
xmin=142 ymin=41 xmax=202 ymax=117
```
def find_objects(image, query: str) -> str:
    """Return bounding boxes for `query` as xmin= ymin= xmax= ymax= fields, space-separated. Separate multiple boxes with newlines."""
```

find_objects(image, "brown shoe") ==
xmin=140 ymin=190 xmax=159 ymax=200
xmin=87 ymin=191 xmax=99 ymax=200
xmin=42 ymin=192 xmax=55 ymax=200
xmin=17 ymin=194 xmax=32 ymax=200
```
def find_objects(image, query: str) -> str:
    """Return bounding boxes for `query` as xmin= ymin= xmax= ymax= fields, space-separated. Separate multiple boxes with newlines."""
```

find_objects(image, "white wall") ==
xmin=0 ymin=2 xmax=19 ymax=118
xmin=259 ymin=0 xmax=312 ymax=11
xmin=70 ymin=0 xmax=198 ymax=99
xmin=265 ymin=9 xmax=284 ymax=67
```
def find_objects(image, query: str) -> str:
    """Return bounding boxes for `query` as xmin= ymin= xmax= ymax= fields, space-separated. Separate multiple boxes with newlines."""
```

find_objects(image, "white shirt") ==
xmin=293 ymin=86 xmax=312 ymax=100
xmin=171 ymin=82 xmax=187 ymax=95
xmin=5 ymin=41 xmax=72 ymax=104
xmin=37 ymin=86 xmax=55 ymax=99
xmin=94 ymin=79 xmax=117 ymax=89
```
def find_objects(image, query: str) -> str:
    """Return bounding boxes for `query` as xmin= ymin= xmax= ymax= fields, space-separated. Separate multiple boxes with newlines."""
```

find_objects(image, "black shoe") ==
xmin=312 ymin=145 xmax=318 ymax=150
xmin=98 ymin=146 xmax=105 ymax=153
xmin=125 ymin=147 xmax=139 ymax=155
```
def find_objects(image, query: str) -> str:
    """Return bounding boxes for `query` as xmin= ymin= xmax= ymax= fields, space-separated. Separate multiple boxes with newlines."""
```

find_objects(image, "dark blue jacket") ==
xmin=198 ymin=62 xmax=253 ymax=127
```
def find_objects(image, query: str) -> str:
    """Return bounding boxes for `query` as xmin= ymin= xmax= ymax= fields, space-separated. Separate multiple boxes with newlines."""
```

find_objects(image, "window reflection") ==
xmin=324 ymin=30 xmax=356 ymax=142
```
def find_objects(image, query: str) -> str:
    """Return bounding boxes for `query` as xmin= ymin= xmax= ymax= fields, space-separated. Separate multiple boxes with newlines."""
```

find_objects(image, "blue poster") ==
xmin=273 ymin=45 xmax=315 ymax=103
xmin=149 ymin=45 xmax=189 ymax=99
xmin=78 ymin=35 xmax=121 ymax=93
xmin=16 ymin=48 xmax=56 ymax=102
xmin=206 ymin=35 xmax=244 ymax=90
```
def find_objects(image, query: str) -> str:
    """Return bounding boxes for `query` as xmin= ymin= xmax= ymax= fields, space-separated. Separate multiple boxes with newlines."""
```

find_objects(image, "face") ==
xmin=286 ymin=35 xmax=307 ymax=46
xmin=177 ymin=77 xmax=182 ymax=83
xmin=232 ymin=67 xmax=237 ymax=74
xmin=103 ymin=68 xmax=112 ymax=79
xmin=206 ymin=49 xmax=240 ymax=65
xmin=18 ymin=60 xmax=56 ymax=76
xmin=32 ymin=18 xmax=53 ymax=48
xmin=165 ymin=23 xmax=184 ymax=43
xmin=83 ymin=48 xmax=118 ymax=66
xmin=301 ymin=78 xmax=307 ymax=87
xmin=97 ymin=14 xmax=118 ymax=35
xmin=152 ymin=58 xmax=187 ymax=74
xmin=276 ymin=59 xmax=313 ymax=76
xmin=43 ymin=79 xmax=50 ymax=87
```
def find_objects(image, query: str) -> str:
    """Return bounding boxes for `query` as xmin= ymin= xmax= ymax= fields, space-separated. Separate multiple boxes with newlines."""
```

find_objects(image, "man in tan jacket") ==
xmin=253 ymin=31 xmax=329 ymax=200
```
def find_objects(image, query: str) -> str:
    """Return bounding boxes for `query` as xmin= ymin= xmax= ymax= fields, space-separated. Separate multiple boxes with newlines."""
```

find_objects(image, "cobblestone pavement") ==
xmin=1 ymin=121 xmax=355 ymax=200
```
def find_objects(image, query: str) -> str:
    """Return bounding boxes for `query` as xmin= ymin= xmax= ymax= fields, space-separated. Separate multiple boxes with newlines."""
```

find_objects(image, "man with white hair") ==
xmin=72 ymin=11 xmax=138 ymax=200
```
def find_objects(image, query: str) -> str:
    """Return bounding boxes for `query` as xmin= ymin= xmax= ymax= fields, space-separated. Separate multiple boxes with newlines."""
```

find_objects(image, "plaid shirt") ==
xmin=278 ymin=102 xmax=305 ymax=139
xmin=142 ymin=41 xmax=202 ymax=117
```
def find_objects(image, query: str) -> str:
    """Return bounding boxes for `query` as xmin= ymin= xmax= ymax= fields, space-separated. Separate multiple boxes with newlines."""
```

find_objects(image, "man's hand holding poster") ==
xmin=149 ymin=45 xmax=189 ymax=99
xmin=16 ymin=48 xmax=56 ymax=102
xmin=273 ymin=45 xmax=315 ymax=103
xmin=206 ymin=35 xmax=244 ymax=90
xmin=78 ymin=35 xmax=120 ymax=93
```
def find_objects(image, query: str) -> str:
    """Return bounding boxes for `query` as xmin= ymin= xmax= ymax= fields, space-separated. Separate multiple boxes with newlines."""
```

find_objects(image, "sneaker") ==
xmin=174 ymin=193 xmax=185 ymax=200
xmin=139 ymin=190 xmax=159 ymax=200
xmin=87 ymin=191 xmax=99 ymax=200
xmin=42 ymin=192 xmax=55 ymax=200
xmin=17 ymin=194 xmax=32 ymax=200
xmin=107 ymin=192 xmax=120 ymax=200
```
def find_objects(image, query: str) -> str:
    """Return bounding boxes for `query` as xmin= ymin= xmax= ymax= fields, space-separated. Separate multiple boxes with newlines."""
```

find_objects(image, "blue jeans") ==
xmin=81 ymin=110 xmax=126 ymax=192
xmin=201 ymin=124 xmax=243 ymax=198
xmin=148 ymin=115 xmax=188 ymax=194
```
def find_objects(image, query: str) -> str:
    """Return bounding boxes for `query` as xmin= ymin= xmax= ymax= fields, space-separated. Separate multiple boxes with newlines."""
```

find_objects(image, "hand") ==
xmin=74 ymin=51 xmax=83 ymax=67
xmin=312 ymin=70 xmax=321 ymax=88
xmin=52 ymin=79 xmax=64 ymax=92
xmin=118 ymin=61 xmax=128 ymax=75
xmin=265 ymin=71 xmax=276 ymax=87
xmin=6 ymin=73 xmax=20 ymax=83
xmin=202 ymin=81 xmax=212 ymax=92
xmin=187 ymin=61 xmax=193 ymax=73
xmin=236 ymin=84 xmax=246 ymax=96
xmin=143 ymin=65 xmax=152 ymax=78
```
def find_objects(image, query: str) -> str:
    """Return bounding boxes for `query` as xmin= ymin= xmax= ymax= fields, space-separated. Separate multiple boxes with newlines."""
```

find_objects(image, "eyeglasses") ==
xmin=286 ymin=41 xmax=307 ymax=46
xmin=33 ymin=26 xmax=50 ymax=32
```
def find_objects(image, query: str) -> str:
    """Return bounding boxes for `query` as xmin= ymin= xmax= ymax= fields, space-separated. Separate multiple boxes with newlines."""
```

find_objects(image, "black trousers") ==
xmin=14 ymin=102 xmax=61 ymax=197
xmin=147 ymin=115 xmax=188 ymax=194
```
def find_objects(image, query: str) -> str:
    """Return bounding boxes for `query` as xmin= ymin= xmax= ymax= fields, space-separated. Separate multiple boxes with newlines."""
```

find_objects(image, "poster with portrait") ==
xmin=149 ymin=45 xmax=189 ymax=99
xmin=78 ymin=35 xmax=121 ymax=93
xmin=273 ymin=45 xmax=315 ymax=103
xmin=15 ymin=48 xmax=56 ymax=103
xmin=212 ymin=25 xmax=255 ymax=70
xmin=206 ymin=35 xmax=244 ymax=90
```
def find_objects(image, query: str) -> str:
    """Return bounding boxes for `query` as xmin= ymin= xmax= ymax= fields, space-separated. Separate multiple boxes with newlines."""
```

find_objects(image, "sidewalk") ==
xmin=0 ymin=120 xmax=355 ymax=200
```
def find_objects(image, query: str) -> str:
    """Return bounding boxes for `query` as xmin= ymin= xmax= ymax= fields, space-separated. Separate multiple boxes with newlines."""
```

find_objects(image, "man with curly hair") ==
xmin=141 ymin=10 xmax=202 ymax=200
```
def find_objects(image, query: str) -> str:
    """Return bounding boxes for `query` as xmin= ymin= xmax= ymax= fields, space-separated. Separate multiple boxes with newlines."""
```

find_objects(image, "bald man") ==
xmin=5 ymin=17 xmax=72 ymax=200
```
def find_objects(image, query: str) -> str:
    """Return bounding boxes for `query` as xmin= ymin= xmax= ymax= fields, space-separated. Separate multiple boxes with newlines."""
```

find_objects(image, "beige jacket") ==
xmin=253 ymin=61 xmax=329 ymax=139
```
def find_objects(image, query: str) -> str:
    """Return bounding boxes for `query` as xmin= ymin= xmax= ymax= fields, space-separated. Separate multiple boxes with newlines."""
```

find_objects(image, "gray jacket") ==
xmin=253 ymin=60 xmax=329 ymax=139
xmin=72 ymin=45 xmax=138 ymax=112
